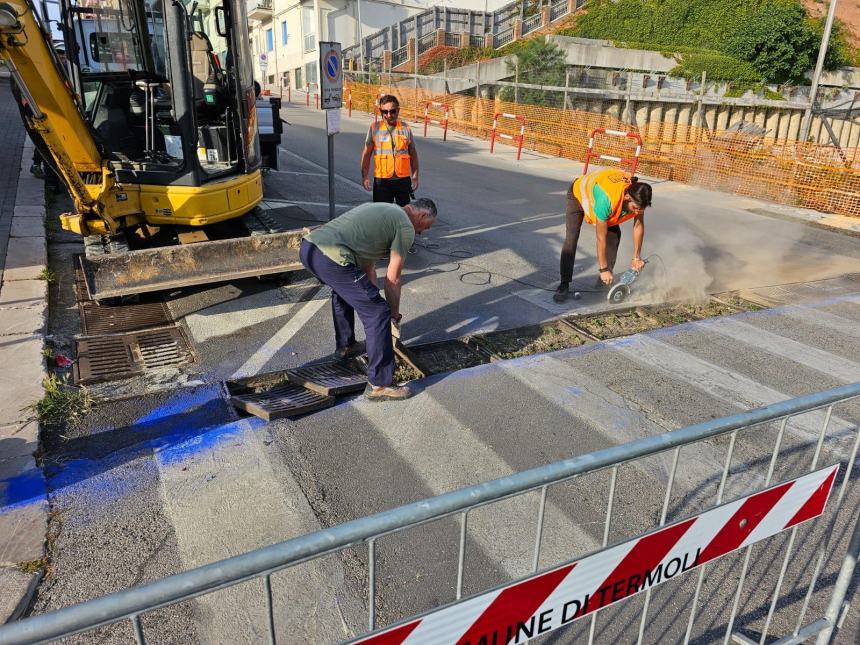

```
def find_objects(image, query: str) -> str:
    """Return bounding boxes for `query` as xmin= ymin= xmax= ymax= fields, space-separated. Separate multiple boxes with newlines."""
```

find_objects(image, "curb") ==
xmin=0 ymin=140 xmax=49 ymax=624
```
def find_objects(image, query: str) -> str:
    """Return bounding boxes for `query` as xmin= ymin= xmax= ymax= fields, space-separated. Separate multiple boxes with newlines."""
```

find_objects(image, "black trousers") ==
xmin=560 ymin=187 xmax=621 ymax=283
xmin=373 ymin=177 xmax=412 ymax=206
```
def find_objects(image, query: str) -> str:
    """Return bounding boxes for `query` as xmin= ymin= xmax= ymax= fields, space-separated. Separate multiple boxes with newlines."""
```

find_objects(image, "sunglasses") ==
xmin=380 ymin=108 xmax=399 ymax=115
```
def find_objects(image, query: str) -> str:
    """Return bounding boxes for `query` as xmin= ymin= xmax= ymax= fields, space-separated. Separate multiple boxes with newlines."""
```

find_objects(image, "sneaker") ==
xmin=30 ymin=163 xmax=44 ymax=179
xmin=553 ymin=282 xmax=570 ymax=303
xmin=335 ymin=341 xmax=365 ymax=360
xmin=364 ymin=384 xmax=411 ymax=402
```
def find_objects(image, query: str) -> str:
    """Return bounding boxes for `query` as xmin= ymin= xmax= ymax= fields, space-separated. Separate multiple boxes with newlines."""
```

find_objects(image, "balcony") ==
xmin=247 ymin=0 xmax=272 ymax=21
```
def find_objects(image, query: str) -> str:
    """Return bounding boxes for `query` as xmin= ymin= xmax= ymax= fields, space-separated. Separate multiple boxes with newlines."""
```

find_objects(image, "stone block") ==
xmin=0 ymin=456 xmax=47 ymax=564
xmin=0 ymin=421 xmax=39 ymax=460
xmin=10 ymin=217 xmax=44 ymax=238
xmin=0 ymin=279 xmax=47 ymax=308
xmin=3 ymin=237 xmax=46 ymax=281
xmin=0 ymin=305 xmax=46 ymax=336
xmin=0 ymin=335 xmax=45 ymax=426
xmin=0 ymin=566 xmax=40 ymax=623
xmin=13 ymin=205 xmax=44 ymax=219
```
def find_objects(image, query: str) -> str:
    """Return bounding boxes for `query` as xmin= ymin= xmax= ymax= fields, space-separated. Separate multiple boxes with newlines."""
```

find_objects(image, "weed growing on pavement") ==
xmin=32 ymin=374 xmax=90 ymax=427
xmin=16 ymin=557 xmax=48 ymax=574
xmin=41 ymin=346 xmax=54 ymax=360
xmin=37 ymin=267 xmax=57 ymax=284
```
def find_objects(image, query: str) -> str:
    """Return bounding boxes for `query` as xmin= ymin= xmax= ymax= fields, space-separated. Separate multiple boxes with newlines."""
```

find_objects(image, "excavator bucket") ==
xmin=80 ymin=229 xmax=307 ymax=300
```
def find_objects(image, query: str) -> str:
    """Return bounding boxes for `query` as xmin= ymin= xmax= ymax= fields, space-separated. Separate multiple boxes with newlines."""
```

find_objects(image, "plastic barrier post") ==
xmin=443 ymin=105 xmax=449 ymax=142
xmin=489 ymin=113 xmax=498 ymax=153
xmin=516 ymin=119 xmax=525 ymax=161
xmin=583 ymin=128 xmax=643 ymax=175
xmin=423 ymin=103 xmax=429 ymax=137
xmin=315 ymin=94 xmax=319 ymax=110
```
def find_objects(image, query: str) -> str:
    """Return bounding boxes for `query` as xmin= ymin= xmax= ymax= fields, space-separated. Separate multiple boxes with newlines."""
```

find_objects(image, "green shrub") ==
xmin=670 ymin=52 xmax=761 ymax=82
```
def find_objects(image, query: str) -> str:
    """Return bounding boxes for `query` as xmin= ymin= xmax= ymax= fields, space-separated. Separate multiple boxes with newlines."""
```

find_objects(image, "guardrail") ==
xmin=550 ymin=0 xmax=569 ymax=21
xmin=417 ymin=32 xmax=437 ymax=56
xmin=2 ymin=382 xmax=858 ymax=644
xmin=391 ymin=45 xmax=408 ymax=69
xmin=493 ymin=27 xmax=515 ymax=48
xmin=444 ymin=32 xmax=460 ymax=48
xmin=522 ymin=12 xmax=543 ymax=36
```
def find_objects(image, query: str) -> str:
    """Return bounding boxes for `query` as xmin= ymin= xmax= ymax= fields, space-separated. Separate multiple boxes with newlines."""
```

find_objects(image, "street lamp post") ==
xmin=800 ymin=0 xmax=839 ymax=142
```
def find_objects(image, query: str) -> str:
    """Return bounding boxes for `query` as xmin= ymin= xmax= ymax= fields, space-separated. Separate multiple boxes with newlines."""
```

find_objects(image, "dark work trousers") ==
xmin=300 ymin=240 xmax=394 ymax=387
xmin=373 ymin=176 xmax=412 ymax=206
xmin=560 ymin=187 xmax=621 ymax=284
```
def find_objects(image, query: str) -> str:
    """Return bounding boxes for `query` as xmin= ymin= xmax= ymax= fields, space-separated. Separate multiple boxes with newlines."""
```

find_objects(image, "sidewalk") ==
xmin=0 ymin=83 xmax=49 ymax=624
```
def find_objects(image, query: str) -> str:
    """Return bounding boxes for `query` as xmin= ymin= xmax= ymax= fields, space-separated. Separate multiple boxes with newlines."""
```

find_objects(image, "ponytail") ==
xmin=627 ymin=177 xmax=652 ymax=208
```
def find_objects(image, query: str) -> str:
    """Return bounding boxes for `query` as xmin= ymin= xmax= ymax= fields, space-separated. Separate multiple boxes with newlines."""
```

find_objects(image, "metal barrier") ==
xmin=1 ymin=382 xmax=858 ymax=645
xmin=490 ymin=112 xmax=526 ymax=161
xmin=422 ymin=101 xmax=449 ymax=141
xmin=583 ymin=127 xmax=643 ymax=175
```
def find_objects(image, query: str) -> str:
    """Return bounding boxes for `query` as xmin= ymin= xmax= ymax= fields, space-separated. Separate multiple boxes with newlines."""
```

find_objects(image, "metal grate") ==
xmin=287 ymin=362 xmax=367 ymax=396
xmin=231 ymin=385 xmax=334 ymax=421
xmin=79 ymin=301 xmax=172 ymax=335
xmin=74 ymin=336 xmax=143 ymax=384
xmin=135 ymin=327 xmax=194 ymax=369
xmin=74 ymin=256 xmax=92 ymax=303
xmin=73 ymin=327 xmax=193 ymax=384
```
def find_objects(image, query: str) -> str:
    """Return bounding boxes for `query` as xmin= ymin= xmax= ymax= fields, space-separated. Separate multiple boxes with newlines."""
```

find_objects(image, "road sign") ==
xmin=259 ymin=52 xmax=268 ymax=72
xmin=318 ymin=41 xmax=342 ymax=110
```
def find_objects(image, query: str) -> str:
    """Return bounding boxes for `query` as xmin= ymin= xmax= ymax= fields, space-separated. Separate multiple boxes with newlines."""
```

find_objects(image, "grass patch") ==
xmin=647 ymin=300 xmax=741 ymax=324
xmin=41 ymin=346 xmax=54 ymax=360
xmin=393 ymin=357 xmax=423 ymax=384
xmin=573 ymin=310 xmax=664 ymax=340
xmin=37 ymin=268 xmax=57 ymax=284
xmin=16 ymin=557 xmax=48 ymax=574
xmin=32 ymin=374 xmax=91 ymax=427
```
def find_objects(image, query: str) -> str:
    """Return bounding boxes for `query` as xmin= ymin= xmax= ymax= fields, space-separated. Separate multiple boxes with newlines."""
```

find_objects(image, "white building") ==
xmin=247 ymin=0 xmax=510 ymax=93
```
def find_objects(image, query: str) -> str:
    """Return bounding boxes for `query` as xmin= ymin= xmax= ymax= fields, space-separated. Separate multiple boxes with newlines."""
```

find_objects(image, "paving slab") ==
xmin=0 ymin=335 xmax=45 ymax=426
xmin=12 ymin=206 xmax=44 ymax=219
xmin=10 ymin=217 xmax=44 ymax=238
xmin=0 ymin=566 xmax=39 ymax=623
xmin=0 ymin=455 xmax=47 ymax=565
xmin=0 ymin=279 xmax=46 ymax=308
xmin=0 ymin=306 xmax=46 ymax=336
xmin=2 ymin=237 xmax=46 ymax=281
xmin=0 ymin=421 xmax=38 ymax=460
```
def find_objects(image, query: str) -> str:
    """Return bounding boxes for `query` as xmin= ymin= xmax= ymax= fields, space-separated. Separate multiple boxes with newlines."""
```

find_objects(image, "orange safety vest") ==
xmin=572 ymin=169 xmax=635 ymax=227
xmin=371 ymin=120 xmax=412 ymax=179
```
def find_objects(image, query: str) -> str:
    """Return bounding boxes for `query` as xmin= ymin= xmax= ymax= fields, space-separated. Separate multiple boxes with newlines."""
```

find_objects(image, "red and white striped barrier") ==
xmin=583 ymin=127 xmax=642 ymax=175
xmin=354 ymin=465 xmax=838 ymax=645
xmin=423 ymin=102 xmax=449 ymax=141
xmin=373 ymin=92 xmax=388 ymax=125
xmin=489 ymin=112 xmax=526 ymax=161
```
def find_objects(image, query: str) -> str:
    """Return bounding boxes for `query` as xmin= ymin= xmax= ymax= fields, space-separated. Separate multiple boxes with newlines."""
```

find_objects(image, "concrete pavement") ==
xmin=0 ymin=81 xmax=48 ymax=625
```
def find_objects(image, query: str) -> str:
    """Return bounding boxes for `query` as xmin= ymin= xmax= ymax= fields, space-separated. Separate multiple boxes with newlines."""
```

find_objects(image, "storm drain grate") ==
xmin=135 ymin=327 xmax=194 ymax=369
xmin=73 ymin=327 xmax=193 ymax=384
xmin=286 ymin=362 xmax=367 ymax=396
xmin=231 ymin=385 xmax=334 ymax=421
xmin=74 ymin=336 xmax=143 ymax=384
xmin=79 ymin=301 xmax=173 ymax=335
xmin=73 ymin=256 xmax=92 ymax=303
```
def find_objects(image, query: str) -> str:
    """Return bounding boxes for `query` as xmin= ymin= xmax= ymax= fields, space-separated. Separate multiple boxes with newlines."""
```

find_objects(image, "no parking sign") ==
xmin=318 ymin=42 xmax=342 ymax=110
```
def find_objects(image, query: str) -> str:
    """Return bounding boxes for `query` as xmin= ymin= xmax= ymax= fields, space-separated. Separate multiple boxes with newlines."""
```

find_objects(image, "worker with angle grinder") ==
xmin=553 ymin=168 xmax=653 ymax=303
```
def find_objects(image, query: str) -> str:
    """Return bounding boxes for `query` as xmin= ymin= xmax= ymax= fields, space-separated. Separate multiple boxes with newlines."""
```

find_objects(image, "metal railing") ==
xmin=494 ymin=26 xmax=515 ymax=48
xmin=1 ymin=382 xmax=858 ymax=644
xmin=444 ymin=32 xmax=460 ymax=48
xmin=417 ymin=31 xmax=437 ymax=56
xmin=469 ymin=33 xmax=485 ymax=49
xmin=390 ymin=45 xmax=408 ymax=69
xmin=522 ymin=12 xmax=543 ymax=36
xmin=550 ymin=0 xmax=569 ymax=21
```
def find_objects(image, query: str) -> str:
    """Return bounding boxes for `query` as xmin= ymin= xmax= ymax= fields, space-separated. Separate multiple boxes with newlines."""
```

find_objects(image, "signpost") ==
xmin=319 ymin=42 xmax=342 ymax=220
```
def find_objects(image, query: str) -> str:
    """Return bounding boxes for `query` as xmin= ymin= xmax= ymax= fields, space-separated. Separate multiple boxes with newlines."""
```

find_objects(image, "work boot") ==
xmin=364 ymin=384 xmax=411 ymax=402
xmin=335 ymin=340 xmax=365 ymax=360
xmin=553 ymin=282 xmax=570 ymax=303
xmin=30 ymin=163 xmax=44 ymax=179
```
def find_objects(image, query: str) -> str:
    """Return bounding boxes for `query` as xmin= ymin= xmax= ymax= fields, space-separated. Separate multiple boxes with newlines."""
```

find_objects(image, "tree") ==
xmin=500 ymin=37 xmax=567 ymax=107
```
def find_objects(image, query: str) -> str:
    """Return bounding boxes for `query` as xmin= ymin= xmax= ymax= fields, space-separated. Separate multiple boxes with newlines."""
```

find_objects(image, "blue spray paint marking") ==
xmin=155 ymin=417 xmax=265 ymax=467
xmin=0 ymin=467 xmax=46 ymax=513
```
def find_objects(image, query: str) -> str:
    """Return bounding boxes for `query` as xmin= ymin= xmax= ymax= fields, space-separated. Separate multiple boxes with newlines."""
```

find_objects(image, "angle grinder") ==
xmin=607 ymin=260 xmax=647 ymax=304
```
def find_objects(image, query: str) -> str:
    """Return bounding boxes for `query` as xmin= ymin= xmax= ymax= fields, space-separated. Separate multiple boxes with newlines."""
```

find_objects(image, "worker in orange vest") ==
xmin=361 ymin=94 xmax=420 ymax=206
xmin=554 ymin=168 xmax=653 ymax=303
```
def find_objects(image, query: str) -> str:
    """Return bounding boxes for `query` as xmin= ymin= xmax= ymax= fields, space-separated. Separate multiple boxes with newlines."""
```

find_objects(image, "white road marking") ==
xmin=231 ymin=297 xmax=328 ymax=379
xmin=155 ymin=419 xmax=355 ymax=643
xmin=279 ymin=146 xmax=366 ymax=192
xmin=696 ymin=317 xmax=860 ymax=382
xmin=781 ymin=303 xmax=860 ymax=340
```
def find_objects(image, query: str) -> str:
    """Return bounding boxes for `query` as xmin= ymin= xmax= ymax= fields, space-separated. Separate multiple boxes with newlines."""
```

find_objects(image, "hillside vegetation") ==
xmin=561 ymin=0 xmax=855 ymax=83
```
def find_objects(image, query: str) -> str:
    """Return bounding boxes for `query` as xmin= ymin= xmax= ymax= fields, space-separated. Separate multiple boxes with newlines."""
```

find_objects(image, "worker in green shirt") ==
xmin=301 ymin=199 xmax=438 ymax=401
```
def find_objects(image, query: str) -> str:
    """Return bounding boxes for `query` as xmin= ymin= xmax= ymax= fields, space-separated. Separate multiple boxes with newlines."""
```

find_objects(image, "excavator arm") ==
xmin=0 ymin=0 xmax=142 ymax=234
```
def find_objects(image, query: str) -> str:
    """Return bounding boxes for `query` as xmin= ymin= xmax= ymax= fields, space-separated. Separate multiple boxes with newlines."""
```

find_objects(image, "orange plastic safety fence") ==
xmin=346 ymin=81 xmax=860 ymax=218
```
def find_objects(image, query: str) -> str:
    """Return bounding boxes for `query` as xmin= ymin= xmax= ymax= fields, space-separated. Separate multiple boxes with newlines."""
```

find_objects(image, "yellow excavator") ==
xmin=0 ymin=0 xmax=303 ymax=299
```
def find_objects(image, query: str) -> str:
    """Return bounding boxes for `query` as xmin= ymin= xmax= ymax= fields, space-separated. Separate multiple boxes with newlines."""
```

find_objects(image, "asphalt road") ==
xmin=24 ymin=98 xmax=860 ymax=645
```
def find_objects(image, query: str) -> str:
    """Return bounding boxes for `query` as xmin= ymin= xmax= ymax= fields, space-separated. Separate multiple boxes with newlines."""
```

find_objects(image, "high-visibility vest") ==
xmin=572 ymin=169 xmax=635 ymax=227
xmin=371 ymin=120 xmax=412 ymax=179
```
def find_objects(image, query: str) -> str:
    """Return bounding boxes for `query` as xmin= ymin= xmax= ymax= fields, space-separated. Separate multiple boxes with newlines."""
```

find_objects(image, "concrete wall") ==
xmin=548 ymin=36 xmax=676 ymax=73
